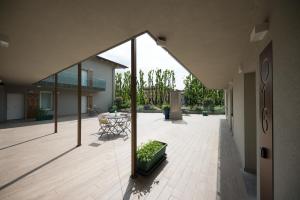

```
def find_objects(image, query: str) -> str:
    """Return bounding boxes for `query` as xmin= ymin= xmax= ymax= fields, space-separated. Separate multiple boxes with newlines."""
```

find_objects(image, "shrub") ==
xmin=213 ymin=106 xmax=225 ymax=114
xmin=109 ymin=105 xmax=118 ymax=113
xmin=36 ymin=108 xmax=47 ymax=118
xmin=203 ymin=98 xmax=214 ymax=110
xmin=36 ymin=109 xmax=53 ymax=121
xmin=114 ymin=97 xmax=123 ymax=109
xmin=144 ymin=104 xmax=151 ymax=110
xmin=195 ymin=106 xmax=203 ymax=112
xmin=137 ymin=105 xmax=144 ymax=112
xmin=120 ymin=100 xmax=130 ymax=109
xmin=137 ymin=140 xmax=164 ymax=162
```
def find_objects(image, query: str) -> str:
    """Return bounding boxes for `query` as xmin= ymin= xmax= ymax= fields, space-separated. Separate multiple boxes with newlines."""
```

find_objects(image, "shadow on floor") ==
xmin=0 ymin=114 xmax=93 ymax=129
xmin=0 ymin=132 xmax=55 ymax=150
xmin=0 ymin=147 xmax=77 ymax=191
xmin=242 ymin=170 xmax=257 ymax=200
xmin=98 ymin=133 xmax=129 ymax=142
xmin=217 ymin=119 xmax=256 ymax=200
xmin=123 ymin=160 xmax=168 ymax=200
xmin=171 ymin=119 xmax=187 ymax=125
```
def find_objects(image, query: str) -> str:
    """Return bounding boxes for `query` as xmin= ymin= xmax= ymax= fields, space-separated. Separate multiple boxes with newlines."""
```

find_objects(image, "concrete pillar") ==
xmin=170 ymin=90 xmax=182 ymax=120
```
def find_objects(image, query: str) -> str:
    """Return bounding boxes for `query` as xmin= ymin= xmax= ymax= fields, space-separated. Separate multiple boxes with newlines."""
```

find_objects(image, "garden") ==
xmin=110 ymin=69 xmax=225 ymax=115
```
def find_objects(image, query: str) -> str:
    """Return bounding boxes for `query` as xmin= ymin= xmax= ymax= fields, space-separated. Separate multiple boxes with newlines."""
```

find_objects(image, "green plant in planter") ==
xmin=137 ymin=140 xmax=167 ymax=173
xmin=137 ymin=140 xmax=164 ymax=162
xmin=162 ymin=104 xmax=170 ymax=119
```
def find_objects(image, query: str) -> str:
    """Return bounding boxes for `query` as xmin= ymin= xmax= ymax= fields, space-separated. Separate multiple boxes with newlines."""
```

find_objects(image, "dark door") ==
xmin=259 ymin=42 xmax=273 ymax=200
xmin=27 ymin=93 xmax=39 ymax=118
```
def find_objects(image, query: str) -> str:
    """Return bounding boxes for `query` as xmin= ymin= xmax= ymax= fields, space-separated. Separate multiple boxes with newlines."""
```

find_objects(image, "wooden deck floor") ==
xmin=0 ymin=114 xmax=249 ymax=200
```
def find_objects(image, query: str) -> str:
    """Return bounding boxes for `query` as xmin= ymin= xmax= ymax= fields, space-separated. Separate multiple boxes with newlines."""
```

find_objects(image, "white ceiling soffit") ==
xmin=0 ymin=0 xmax=262 ymax=88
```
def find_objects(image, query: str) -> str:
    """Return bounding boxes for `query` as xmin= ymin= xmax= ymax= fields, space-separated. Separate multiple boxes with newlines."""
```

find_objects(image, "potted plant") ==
xmin=137 ymin=140 xmax=167 ymax=175
xmin=162 ymin=104 xmax=170 ymax=119
xmin=36 ymin=108 xmax=53 ymax=121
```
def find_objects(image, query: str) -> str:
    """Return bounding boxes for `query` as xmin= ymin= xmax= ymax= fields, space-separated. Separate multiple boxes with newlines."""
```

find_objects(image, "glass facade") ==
xmin=40 ymin=91 xmax=52 ymax=110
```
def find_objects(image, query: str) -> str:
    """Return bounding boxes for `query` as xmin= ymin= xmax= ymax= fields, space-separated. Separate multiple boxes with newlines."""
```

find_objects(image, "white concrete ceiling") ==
xmin=0 ymin=0 xmax=268 ymax=88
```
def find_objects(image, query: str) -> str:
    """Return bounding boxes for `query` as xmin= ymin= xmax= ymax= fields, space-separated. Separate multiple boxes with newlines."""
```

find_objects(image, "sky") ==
xmin=99 ymin=33 xmax=189 ymax=90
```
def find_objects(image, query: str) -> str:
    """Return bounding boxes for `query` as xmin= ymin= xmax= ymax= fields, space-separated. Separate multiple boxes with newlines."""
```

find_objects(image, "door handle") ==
xmin=260 ymin=147 xmax=268 ymax=158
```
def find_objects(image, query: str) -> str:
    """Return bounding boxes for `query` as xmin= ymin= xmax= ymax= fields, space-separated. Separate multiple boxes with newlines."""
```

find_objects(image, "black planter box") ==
xmin=137 ymin=141 xmax=167 ymax=175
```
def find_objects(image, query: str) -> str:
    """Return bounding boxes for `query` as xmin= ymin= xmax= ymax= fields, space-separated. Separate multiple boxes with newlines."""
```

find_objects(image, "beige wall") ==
xmin=57 ymin=90 xmax=77 ymax=116
xmin=56 ymin=57 xmax=115 ymax=115
xmin=244 ymin=72 xmax=256 ymax=174
xmin=82 ymin=58 xmax=114 ymax=112
xmin=271 ymin=1 xmax=300 ymax=199
xmin=227 ymin=1 xmax=300 ymax=199
xmin=225 ymin=87 xmax=233 ymax=130
xmin=228 ymin=72 xmax=257 ymax=174
xmin=0 ymin=58 xmax=115 ymax=120
xmin=0 ymin=86 xmax=5 ymax=121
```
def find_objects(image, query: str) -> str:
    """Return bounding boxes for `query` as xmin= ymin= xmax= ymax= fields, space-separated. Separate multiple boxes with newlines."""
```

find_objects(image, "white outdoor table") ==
xmin=103 ymin=113 xmax=129 ymax=135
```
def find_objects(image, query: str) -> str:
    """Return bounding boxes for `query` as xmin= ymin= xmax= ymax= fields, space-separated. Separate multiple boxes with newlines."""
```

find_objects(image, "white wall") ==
xmin=232 ymin=73 xmax=245 ymax=168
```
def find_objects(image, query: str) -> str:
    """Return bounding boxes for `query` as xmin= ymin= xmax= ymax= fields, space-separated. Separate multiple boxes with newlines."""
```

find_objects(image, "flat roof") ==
xmin=96 ymin=56 xmax=128 ymax=69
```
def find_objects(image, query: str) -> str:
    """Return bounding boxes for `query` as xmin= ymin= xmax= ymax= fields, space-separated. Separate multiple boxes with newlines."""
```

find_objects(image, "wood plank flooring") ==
xmin=0 ymin=114 xmax=250 ymax=200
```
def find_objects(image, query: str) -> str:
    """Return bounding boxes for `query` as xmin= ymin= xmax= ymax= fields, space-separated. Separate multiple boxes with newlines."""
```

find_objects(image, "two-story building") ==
xmin=0 ymin=56 xmax=127 ymax=121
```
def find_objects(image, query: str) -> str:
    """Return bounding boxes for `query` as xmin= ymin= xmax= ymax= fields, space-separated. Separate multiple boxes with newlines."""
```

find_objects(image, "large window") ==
xmin=40 ymin=91 xmax=52 ymax=110
xmin=81 ymin=69 xmax=88 ymax=86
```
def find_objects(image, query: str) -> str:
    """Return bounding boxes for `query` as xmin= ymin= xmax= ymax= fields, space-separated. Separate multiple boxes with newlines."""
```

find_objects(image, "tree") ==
xmin=137 ymin=70 xmax=146 ymax=105
xmin=114 ymin=69 xmax=177 ymax=107
xmin=115 ymin=73 xmax=122 ymax=98
xmin=147 ymin=70 xmax=154 ymax=104
xmin=183 ymin=74 xmax=224 ymax=108
xmin=122 ymin=71 xmax=131 ymax=103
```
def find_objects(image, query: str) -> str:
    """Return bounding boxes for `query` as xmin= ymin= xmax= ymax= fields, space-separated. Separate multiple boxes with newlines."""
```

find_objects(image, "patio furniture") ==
xmin=98 ymin=114 xmax=115 ymax=138
xmin=117 ymin=113 xmax=131 ymax=136
xmin=98 ymin=113 xmax=130 ymax=137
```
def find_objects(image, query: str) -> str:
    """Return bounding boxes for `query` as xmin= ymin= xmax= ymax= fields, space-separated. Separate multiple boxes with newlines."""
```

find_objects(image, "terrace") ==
xmin=0 ymin=113 xmax=249 ymax=200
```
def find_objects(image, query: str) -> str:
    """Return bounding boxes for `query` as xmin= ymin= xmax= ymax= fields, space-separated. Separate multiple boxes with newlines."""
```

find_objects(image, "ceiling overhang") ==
xmin=0 ymin=0 xmax=268 ymax=88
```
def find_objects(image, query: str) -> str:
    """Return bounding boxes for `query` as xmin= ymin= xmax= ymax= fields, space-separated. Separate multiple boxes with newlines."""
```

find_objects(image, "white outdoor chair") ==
xmin=98 ymin=114 xmax=114 ymax=138
xmin=122 ymin=113 xmax=131 ymax=135
xmin=115 ymin=113 xmax=131 ymax=136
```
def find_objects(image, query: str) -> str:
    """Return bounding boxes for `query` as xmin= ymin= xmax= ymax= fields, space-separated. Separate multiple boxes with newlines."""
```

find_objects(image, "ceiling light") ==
xmin=250 ymin=23 xmax=269 ymax=42
xmin=238 ymin=65 xmax=243 ymax=74
xmin=0 ymin=34 xmax=9 ymax=48
xmin=0 ymin=40 xmax=9 ymax=48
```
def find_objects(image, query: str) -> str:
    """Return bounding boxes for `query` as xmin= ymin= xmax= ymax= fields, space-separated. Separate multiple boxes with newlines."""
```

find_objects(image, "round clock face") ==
xmin=261 ymin=58 xmax=270 ymax=83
